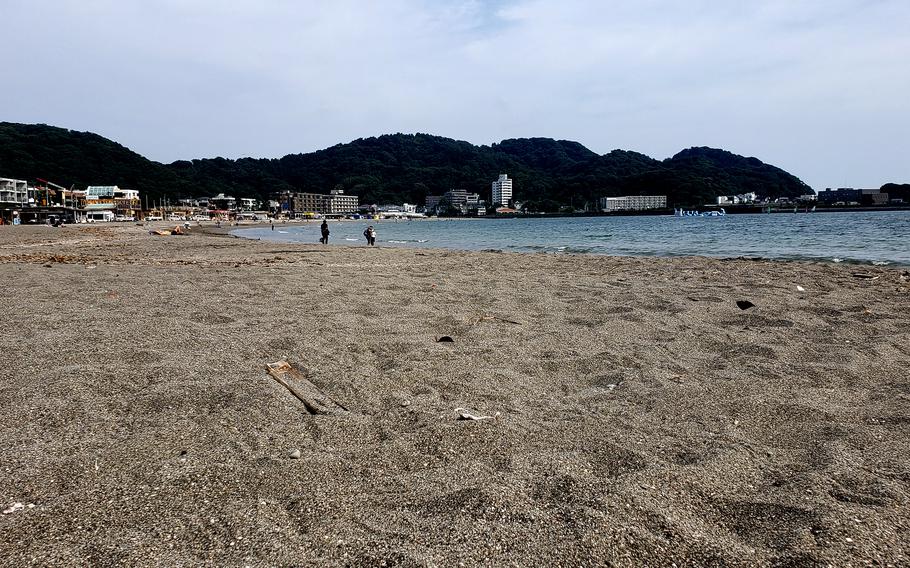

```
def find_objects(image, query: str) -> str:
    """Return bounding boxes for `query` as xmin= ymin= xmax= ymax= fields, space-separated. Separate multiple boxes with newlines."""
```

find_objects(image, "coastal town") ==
xmin=1 ymin=169 xmax=904 ymax=227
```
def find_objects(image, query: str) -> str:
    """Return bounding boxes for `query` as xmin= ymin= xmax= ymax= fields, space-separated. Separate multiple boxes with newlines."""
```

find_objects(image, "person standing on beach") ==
xmin=363 ymin=225 xmax=376 ymax=246
xmin=320 ymin=220 xmax=330 ymax=244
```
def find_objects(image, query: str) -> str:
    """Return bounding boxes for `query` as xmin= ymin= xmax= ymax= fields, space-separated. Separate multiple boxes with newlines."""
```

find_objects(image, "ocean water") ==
xmin=233 ymin=211 xmax=910 ymax=266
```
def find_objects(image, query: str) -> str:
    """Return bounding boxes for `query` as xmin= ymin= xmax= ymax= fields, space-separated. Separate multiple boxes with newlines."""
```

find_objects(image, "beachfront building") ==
xmin=717 ymin=192 xmax=758 ymax=205
xmin=85 ymin=185 xmax=141 ymax=220
xmin=600 ymin=195 xmax=667 ymax=212
xmin=818 ymin=188 xmax=889 ymax=206
xmin=324 ymin=189 xmax=358 ymax=215
xmin=1 ymin=178 xmax=28 ymax=223
xmin=210 ymin=193 xmax=237 ymax=211
xmin=285 ymin=189 xmax=360 ymax=216
xmin=492 ymin=174 xmax=513 ymax=207
xmin=425 ymin=195 xmax=442 ymax=212
xmin=1 ymin=178 xmax=28 ymax=205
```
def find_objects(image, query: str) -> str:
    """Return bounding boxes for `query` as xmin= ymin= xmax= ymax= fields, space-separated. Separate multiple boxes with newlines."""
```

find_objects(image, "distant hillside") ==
xmin=0 ymin=123 xmax=186 ymax=201
xmin=881 ymin=183 xmax=910 ymax=202
xmin=0 ymin=122 xmax=814 ymax=209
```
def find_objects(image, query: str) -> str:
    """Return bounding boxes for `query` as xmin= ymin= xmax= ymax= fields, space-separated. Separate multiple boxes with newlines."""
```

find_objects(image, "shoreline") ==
xmin=1 ymin=224 xmax=909 ymax=565
xmin=226 ymin=217 xmax=910 ymax=268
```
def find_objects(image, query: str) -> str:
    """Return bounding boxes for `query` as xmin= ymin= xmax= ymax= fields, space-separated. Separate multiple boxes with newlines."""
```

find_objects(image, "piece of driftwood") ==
xmin=265 ymin=360 xmax=349 ymax=416
xmin=467 ymin=314 xmax=523 ymax=326
xmin=454 ymin=407 xmax=499 ymax=421
xmin=851 ymin=273 xmax=880 ymax=280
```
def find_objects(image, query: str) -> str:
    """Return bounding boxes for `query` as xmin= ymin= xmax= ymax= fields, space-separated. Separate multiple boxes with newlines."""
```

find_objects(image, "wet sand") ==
xmin=1 ymin=223 xmax=908 ymax=566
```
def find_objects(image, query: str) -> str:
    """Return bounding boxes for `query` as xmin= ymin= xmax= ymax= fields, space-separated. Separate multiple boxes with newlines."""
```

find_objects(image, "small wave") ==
xmin=872 ymin=261 xmax=891 ymax=266
xmin=833 ymin=258 xmax=844 ymax=263
xmin=388 ymin=240 xmax=407 ymax=244
xmin=417 ymin=239 xmax=429 ymax=243
xmin=345 ymin=238 xmax=358 ymax=241
xmin=278 ymin=231 xmax=289 ymax=234
xmin=508 ymin=244 xmax=548 ymax=250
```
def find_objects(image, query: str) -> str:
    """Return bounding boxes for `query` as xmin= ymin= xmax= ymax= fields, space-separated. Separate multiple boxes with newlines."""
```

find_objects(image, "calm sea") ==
xmin=232 ymin=210 xmax=910 ymax=266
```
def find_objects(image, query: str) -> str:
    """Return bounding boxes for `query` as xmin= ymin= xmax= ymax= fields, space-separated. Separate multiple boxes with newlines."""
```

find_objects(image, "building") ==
xmin=85 ymin=185 xmax=141 ymax=220
xmin=817 ymin=188 xmax=888 ymax=205
xmin=239 ymin=198 xmax=258 ymax=211
xmin=286 ymin=189 xmax=359 ymax=216
xmin=1 ymin=178 xmax=28 ymax=222
xmin=324 ymin=189 xmax=358 ymax=215
xmin=444 ymin=189 xmax=467 ymax=207
xmin=600 ymin=195 xmax=667 ymax=212
xmin=491 ymin=174 xmax=513 ymax=207
xmin=717 ymin=192 xmax=758 ymax=205
xmin=210 ymin=193 xmax=237 ymax=211
xmin=1 ymin=178 xmax=28 ymax=205
xmin=425 ymin=195 xmax=442 ymax=211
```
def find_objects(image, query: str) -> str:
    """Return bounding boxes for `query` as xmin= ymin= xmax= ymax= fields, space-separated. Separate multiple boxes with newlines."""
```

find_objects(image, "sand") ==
xmin=0 ymin=223 xmax=908 ymax=566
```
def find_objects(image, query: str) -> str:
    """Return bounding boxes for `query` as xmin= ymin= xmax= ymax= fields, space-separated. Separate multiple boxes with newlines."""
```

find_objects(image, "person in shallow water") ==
xmin=320 ymin=220 xmax=330 ymax=244
xmin=363 ymin=225 xmax=376 ymax=246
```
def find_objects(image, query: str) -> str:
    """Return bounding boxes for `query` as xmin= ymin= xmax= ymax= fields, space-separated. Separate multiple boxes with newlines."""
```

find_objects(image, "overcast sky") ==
xmin=3 ymin=0 xmax=908 ymax=190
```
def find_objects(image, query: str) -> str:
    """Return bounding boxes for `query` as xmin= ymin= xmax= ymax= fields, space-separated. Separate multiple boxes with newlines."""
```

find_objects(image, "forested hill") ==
xmin=0 ymin=122 xmax=814 ymax=209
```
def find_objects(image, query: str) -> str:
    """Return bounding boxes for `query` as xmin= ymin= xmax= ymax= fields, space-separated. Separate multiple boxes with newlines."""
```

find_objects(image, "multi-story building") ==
xmin=491 ymin=174 xmax=513 ymax=206
xmin=210 ymin=193 xmax=237 ymax=211
xmin=600 ymin=195 xmax=667 ymax=212
xmin=287 ymin=189 xmax=359 ymax=216
xmin=324 ymin=189 xmax=358 ymax=215
xmin=85 ymin=185 xmax=141 ymax=219
xmin=1 ymin=178 xmax=28 ymax=222
xmin=425 ymin=195 xmax=442 ymax=211
xmin=1 ymin=178 xmax=28 ymax=205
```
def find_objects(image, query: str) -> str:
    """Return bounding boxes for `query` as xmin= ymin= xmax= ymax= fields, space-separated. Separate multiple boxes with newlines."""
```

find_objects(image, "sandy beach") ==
xmin=1 ymin=223 xmax=908 ymax=566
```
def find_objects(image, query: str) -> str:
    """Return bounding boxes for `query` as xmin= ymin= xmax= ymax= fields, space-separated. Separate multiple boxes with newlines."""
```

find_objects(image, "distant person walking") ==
xmin=320 ymin=220 xmax=330 ymax=244
xmin=363 ymin=225 xmax=376 ymax=246
xmin=270 ymin=218 xmax=274 ymax=231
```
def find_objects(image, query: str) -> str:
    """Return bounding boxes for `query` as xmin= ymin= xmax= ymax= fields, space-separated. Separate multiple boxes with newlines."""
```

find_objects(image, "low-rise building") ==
xmin=600 ymin=195 xmax=667 ymax=212
xmin=717 ymin=192 xmax=758 ymax=205
xmin=210 ymin=193 xmax=237 ymax=211
xmin=85 ymin=185 xmax=141 ymax=220
xmin=818 ymin=188 xmax=888 ymax=205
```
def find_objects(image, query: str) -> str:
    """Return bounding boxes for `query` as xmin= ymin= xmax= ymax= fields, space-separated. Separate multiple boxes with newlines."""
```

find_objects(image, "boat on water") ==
xmin=674 ymin=208 xmax=726 ymax=217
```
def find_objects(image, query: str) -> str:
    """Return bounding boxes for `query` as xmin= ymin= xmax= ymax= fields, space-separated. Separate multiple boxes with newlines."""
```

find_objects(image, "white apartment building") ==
xmin=324 ymin=189 xmax=359 ymax=215
xmin=600 ymin=195 xmax=667 ymax=212
xmin=491 ymin=174 xmax=513 ymax=206
xmin=0 ymin=178 xmax=28 ymax=205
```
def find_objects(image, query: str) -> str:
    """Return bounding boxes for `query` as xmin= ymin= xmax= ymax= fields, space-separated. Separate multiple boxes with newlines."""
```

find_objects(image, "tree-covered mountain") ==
xmin=881 ymin=183 xmax=910 ymax=202
xmin=0 ymin=122 xmax=814 ymax=210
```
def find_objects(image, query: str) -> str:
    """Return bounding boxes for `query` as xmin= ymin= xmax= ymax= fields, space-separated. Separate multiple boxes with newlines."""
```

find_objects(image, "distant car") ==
xmin=146 ymin=215 xmax=163 ymax=221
